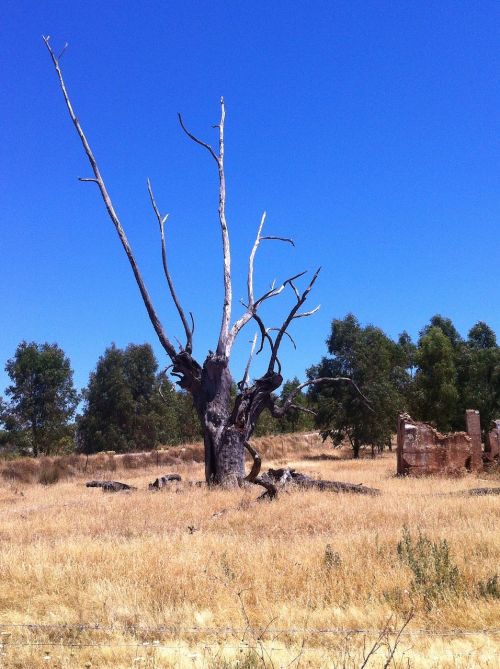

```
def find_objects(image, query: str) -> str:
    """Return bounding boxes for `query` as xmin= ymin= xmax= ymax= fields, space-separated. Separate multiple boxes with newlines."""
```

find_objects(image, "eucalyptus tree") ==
xmin=3 ymin=341 xmax=78 ymax=456
xmin=44 ymin=37 xmax=353 ymax=487
xmin=77 ymin=343 xmax=184 ymax=454
xmin=309 ymin=314 xmax=406 ymax=457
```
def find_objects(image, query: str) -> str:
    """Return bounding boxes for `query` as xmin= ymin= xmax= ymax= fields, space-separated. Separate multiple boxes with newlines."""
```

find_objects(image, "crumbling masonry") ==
xmin=397 ymin=411 xmax=486 ymax=476
xmin=485 ymin=420 xmax=500 ymax=463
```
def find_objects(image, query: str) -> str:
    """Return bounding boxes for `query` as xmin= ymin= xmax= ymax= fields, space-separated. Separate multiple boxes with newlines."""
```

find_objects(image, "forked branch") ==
xmin=43 ymin=36 xmax=178 ymax=362
xmin=226 ymin=212 xmax=299 ymax=355
xmin=238 ymin=333 xmax=258 ymax=390
xmin=267 ymin=268 xmax=321 ymax=373
xmin=147 ymin=179 xmax=193 ymax=353
xmin=178 ymin=100 xmax=231 ymax=357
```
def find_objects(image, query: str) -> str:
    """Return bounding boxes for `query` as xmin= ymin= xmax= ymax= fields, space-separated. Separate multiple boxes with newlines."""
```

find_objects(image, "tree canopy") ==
xmin=2 ymin=341 xmax=78 ymax=456
xmin=77 ymin=343 xmax=200 ymax=453
xmin=309 ymin=314 xmax=410 ymax=457
xmin=311 ymin=314 xmax=500 ymax=455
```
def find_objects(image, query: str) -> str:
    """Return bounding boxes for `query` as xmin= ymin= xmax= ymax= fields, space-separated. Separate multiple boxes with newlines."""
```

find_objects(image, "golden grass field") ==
xmin=0 ymin=434 xmax=499 ymax=668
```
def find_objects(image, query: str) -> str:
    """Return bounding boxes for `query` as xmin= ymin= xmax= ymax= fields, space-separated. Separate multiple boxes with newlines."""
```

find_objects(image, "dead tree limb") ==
xmin=147 ymin=179 xmax=193 ymax=353
xmin=86 ymin=480 xmax=136 ymax=492
xmin=43 ymin=36 xmax=179 ymax=363
xmin=265 ymin=469 xmax=380 ymax=495
xmin=267 ymin=268 xmax=321 ymax=373
xmin=238 ymin=333 xmax=258 ymax=391
xmin=178 ymin=101 xmax=231 ymax=357
xmin=271 ymin=377 xmax=374 ymax=418
xmin=226 ymin=213 xmax=301 ymax=354
xmin=243 ymin=440 xmax=262 ymax=482
xmin=148 ymin=474 xmax=182 ymax=490
xmin=252 ymin=475 xmax=278 ymax=500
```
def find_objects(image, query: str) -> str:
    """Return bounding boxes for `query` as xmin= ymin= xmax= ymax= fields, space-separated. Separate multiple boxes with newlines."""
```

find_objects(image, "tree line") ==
xmin=309 ymin=314 xmax=500 ymax=457
xmin=1 ymin=314 xmax=499 ymax=458
xmin=0 ymin=342 xmax=312 ymax=457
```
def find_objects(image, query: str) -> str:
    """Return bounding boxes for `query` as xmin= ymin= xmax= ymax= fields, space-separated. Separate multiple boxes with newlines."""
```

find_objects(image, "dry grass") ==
xmin=0 ymin=434 xmax=499 ymax=668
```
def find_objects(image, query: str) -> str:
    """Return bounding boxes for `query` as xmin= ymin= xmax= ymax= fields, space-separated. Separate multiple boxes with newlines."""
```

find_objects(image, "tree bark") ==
xmin=191 ymin=355 xmax=242 ymax=485
xmin=352 ymin=439 xmax=361 ymax=459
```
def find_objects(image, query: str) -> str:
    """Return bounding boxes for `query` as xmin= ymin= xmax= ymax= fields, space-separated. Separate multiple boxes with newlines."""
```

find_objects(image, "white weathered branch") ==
xmin=178 ymin=99 xmax=231 ymax=358
xmin=248 ymin=212 xmax=267 ymax=306
xmin=238 ymin=333 xmax=258 ymax=390
xmin=147 ymin=179 xmax=193 ymax=353
xmin=292 ymin=305 xmax=321 ymax=319
xmin=267 ymin=268 xmax=321 ymax=373
xmin=43 ymin=36 xmax=178 ymax=362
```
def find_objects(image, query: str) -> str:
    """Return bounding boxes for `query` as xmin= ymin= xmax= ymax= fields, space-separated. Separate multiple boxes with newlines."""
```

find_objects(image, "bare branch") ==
xmin=244 ymin=440 xmax=262 ymax=482
xmin=260 ymin=236 xmax=295 ymax=246
xmin=268 ymin=327 xmax=297 ymax=350
xmin=248 ymin=211 xmax=267 ymax=305
xmin=78 ymin=177 xmax=98 ymax=183
xmin=43 ymin=36 xmax=178 ymax=362
xmin=215 ymin=98 xmax=232 ymax=356
xmin=179 ymin=100 xmax=231 ymax=358
xmin=267 ymin=268 xmax=321 ymax=373
xmin=252 ymin=312 xmax=275 ymax=357
xmin=252 ymin=475 xmax=278 ymax=500
xmin=238 ymin=333 xmax=258 ymax=390
xmin=292 ymin=305 xmax=320 ymax=319
xmin=288 ymin=403 xmax=317 ymax=416
xmin=147 ymin=179 xmax=193 ymax=353
xmin=177 ymin=113 xmax=219 ymax=164
xmin=57 ymin=42 xmax=69 ymax=60
xmin=227 ymin=267 xmax=307 ymax=353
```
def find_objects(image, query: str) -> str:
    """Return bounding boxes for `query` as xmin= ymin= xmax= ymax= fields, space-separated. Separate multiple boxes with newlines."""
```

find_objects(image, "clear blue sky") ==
xmin=1 ymin=1 xmax=499 ymax=395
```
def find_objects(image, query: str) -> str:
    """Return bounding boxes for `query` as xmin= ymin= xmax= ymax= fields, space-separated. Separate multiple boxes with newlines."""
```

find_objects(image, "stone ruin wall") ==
xmin=397 ymin=411 xmax=484 ymax=477
xmin=485 ymin=420 xmax=500 ymax=463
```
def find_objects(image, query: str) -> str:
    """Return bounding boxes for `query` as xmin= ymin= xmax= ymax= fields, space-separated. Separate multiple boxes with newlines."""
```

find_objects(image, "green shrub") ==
xmin=397 ymin=526 xmax=461 ymax=609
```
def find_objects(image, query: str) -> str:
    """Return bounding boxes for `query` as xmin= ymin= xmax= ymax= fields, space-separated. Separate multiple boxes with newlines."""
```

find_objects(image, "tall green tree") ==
xmin=78 ymin=344 xmax=167 ymax=453
xmin=2 ymin=341 xmax=78 ymax=456
xmin=309 ymin=314 xmax=408 ymax=457
xmin=457 ymin=322 xmax=500 ymax=430
xmin=412 ymin=326 xmax=459 ymax=431
xmin=77 ymin=343 xmax=200 ymax=453
xmin=420 ymin=315 xmax=463 ymax=349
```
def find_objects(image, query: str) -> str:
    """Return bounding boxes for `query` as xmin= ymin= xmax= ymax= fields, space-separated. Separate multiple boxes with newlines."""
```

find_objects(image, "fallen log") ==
xmin=459 ymin=487 xmax=500 ymax=496
xmin=86 ymin=480 xmax=136 ymax=492
xmin=265 ymin=468 xmax=381 ymax=496
xmin=148 ymin=474 xmax=182 ymax=490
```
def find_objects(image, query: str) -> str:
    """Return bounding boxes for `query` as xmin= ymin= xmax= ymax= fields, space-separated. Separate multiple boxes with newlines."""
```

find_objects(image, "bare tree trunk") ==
xmin=193 ymin=355 xmax=276 ymax=485
xmin=194 ymin=356 xmax=245 ymax=484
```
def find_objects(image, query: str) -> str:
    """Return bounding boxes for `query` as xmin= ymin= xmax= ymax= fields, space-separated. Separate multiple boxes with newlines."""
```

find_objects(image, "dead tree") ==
xmin=44 ymin=37 xmax=366 ymax=487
